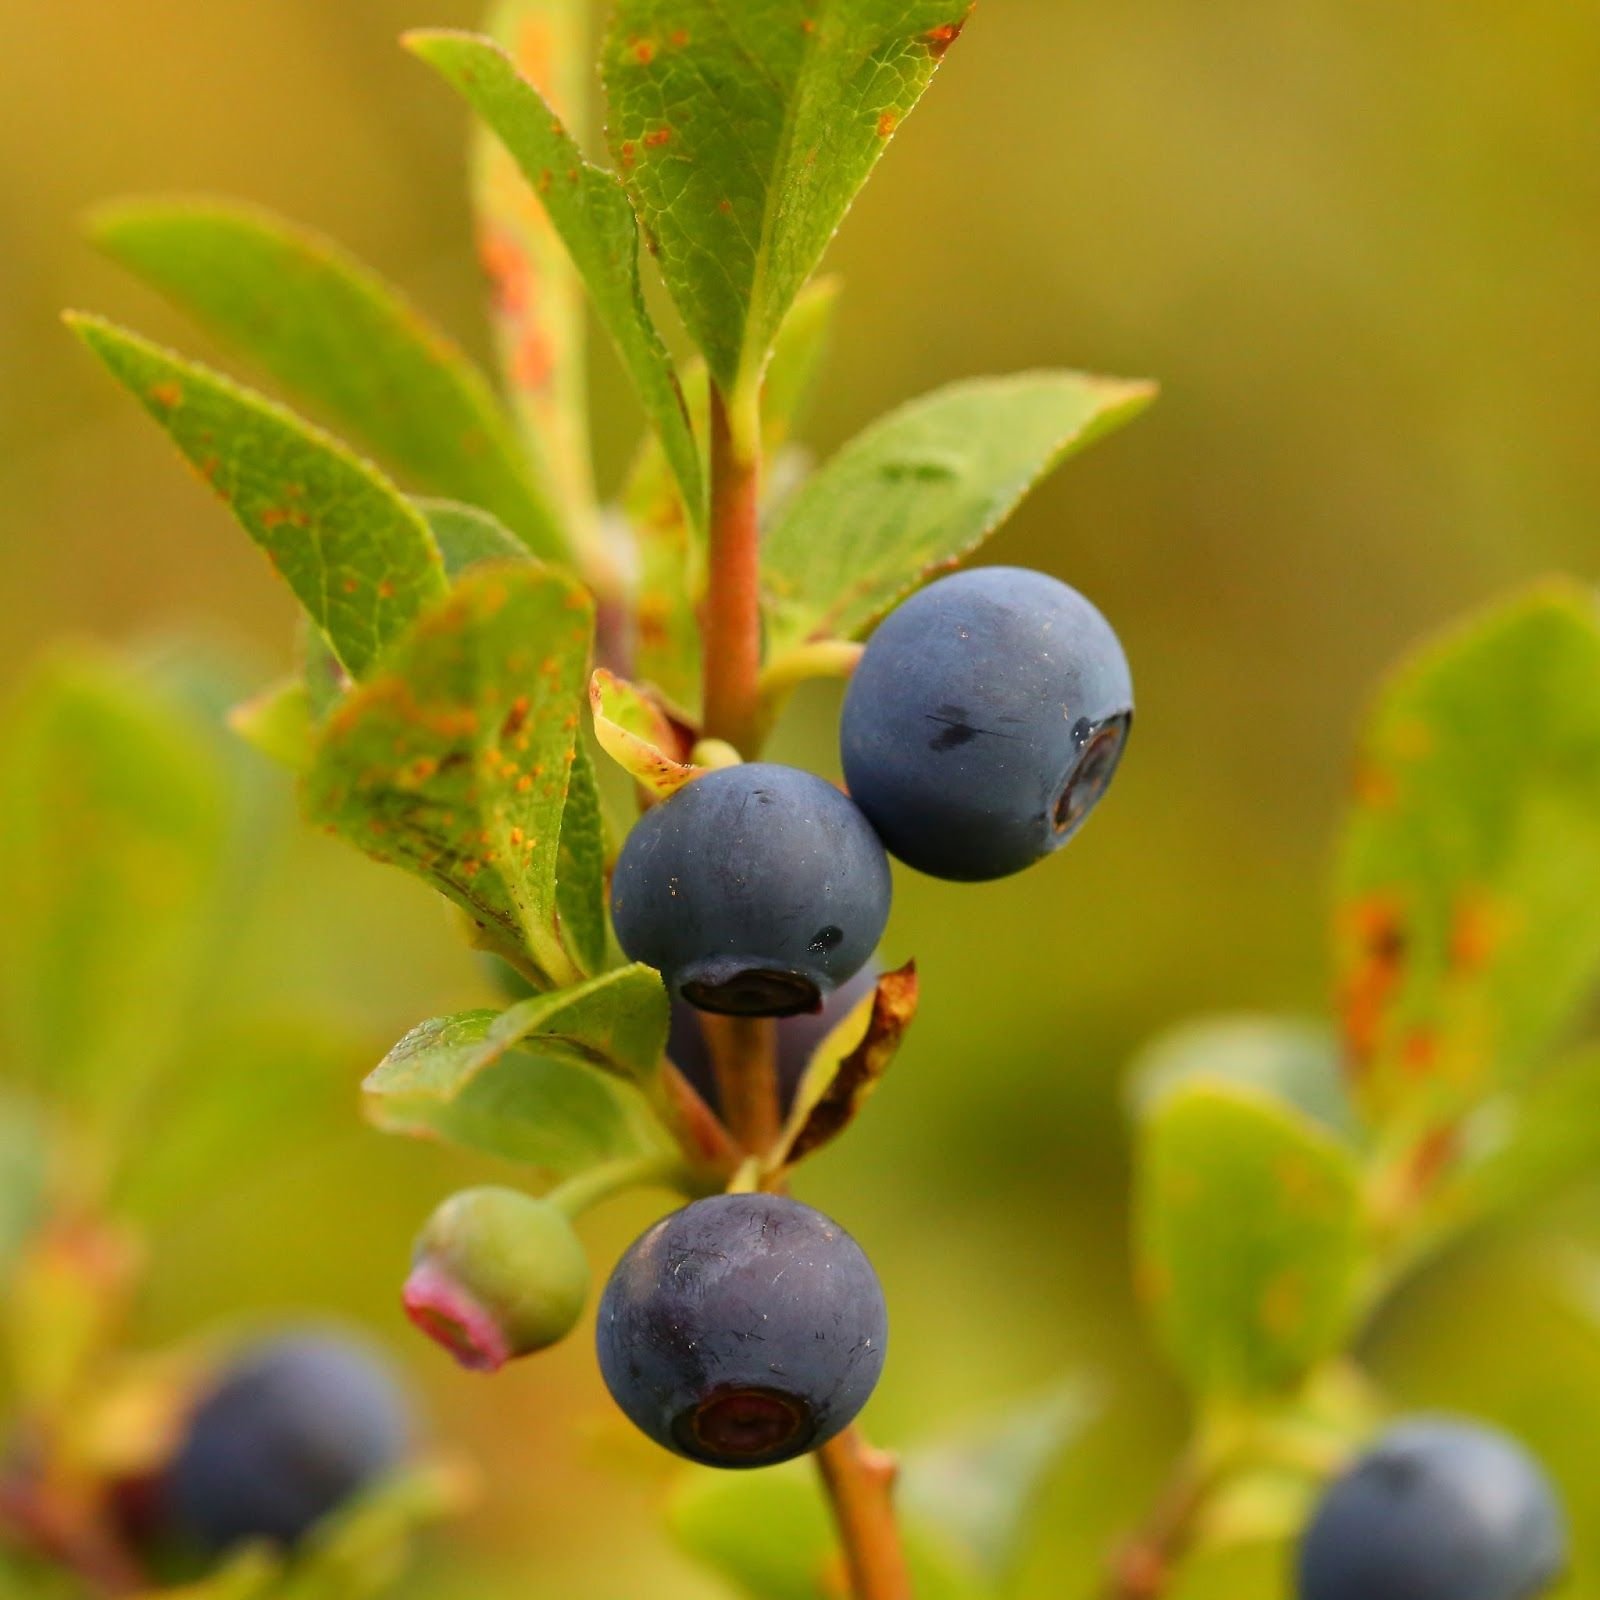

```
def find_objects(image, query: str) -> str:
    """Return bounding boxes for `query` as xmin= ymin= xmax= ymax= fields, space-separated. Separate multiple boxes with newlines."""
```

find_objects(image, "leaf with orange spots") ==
xmin=555 ymin=737 xmax=611 ymax=979
xmin=471 ymin=0 xmax=597 ymax=545
xmin=765 ymin=961 xmax=918 ymax=1175
xmin=1133 ymin=1081 xmax=1363 ymax=1399
xmin=66 ymin=314 xmax=447 ymax=679
xmin=89 ymin=199 xmax=568 ymax=560
xmin=762 ymin=372 xmax=1156 ymax=660
xmin=1423 ymin=1044 xmax=1600 ymax=1252
xmin=602 ymin=0 xmax=973 ymax=399
xmin=303 ymin=565 xmax=595 ymax=989
xmin=363 ymin=966 xmax=676 ymax=1177
xmin=621 ymin=277 xmax=842 ymax=717
xmin=589 ymin=668 xmax=699 ymax=799
xmin=1335 ymin=583 xmax=1600 ymax=1139
xmin=407 ymin=29 xmax=703 ymax=524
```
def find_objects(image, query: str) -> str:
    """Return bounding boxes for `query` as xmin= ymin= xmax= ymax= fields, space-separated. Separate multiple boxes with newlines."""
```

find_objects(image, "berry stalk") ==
xmin=814 ymin=1428 xmax=913 ymax=1600
xmin=700 ymin=1012 xmax=783 ymax=1157
xmin=696 ymin=375 xmax=909 ymax=1597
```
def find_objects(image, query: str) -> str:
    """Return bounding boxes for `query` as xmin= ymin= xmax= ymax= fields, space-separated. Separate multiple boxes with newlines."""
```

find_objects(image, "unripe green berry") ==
xmin=403 ymin=1187 xmax=588 ymax=1372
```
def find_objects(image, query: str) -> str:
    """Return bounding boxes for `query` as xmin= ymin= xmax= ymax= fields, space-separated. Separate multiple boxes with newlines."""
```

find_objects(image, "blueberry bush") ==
xmin=13 ymin=1 xmax=1600 ymax=1596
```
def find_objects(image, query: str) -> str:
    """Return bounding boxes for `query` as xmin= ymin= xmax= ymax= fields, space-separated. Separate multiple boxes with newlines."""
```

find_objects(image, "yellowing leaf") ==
xmin=589 ymin=668 xmax=699 ymax=798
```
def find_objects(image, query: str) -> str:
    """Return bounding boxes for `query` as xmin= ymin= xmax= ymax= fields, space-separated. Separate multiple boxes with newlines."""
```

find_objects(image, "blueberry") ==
xmin=404 ymin=1187 xmax=589 ymax=1371
xmin=840 ymin=566 xmax=1133 ymax=881
xmin=668 ymin=963 xmax=881 ymax=1118
xmin=610 ymin=764 xmax=891 ymax=1017
xmin=595 ymin=1193 xmax=887 ymax=1468
xmin=167 ymin=1331 xmax=411 ymax=1552
xmin=1297 ymin=1417 xmax=1567 ymax=1600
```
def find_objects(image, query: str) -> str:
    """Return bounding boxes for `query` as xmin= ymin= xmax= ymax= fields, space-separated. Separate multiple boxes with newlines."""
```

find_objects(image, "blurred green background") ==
xmin=5 ymin=2 xmax=1600 ymax=1596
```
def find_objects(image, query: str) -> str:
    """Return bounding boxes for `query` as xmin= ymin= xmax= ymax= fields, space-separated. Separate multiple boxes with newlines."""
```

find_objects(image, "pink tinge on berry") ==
xmin=402 ymin=1259 xmax=511 ymax=1374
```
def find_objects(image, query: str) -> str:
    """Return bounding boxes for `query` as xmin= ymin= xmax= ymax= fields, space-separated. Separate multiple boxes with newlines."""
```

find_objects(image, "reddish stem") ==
xmin=0 ymin=1478 xmax=145 ymax=1597
xmin=702 ymin=384 xmax=764 ymax=755
xmin=1103 ymin=1463 xmax=1209 ymax=1600
xmin=814 ymin=1428 xmax=913 ymax=1600
xmin=698 ymin=374 xmax=908 ymax=1600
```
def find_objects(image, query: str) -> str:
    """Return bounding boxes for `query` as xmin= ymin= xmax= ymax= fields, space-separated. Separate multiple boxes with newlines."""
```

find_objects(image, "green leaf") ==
xmin=762 ymin=372 xmax=1155 ymax=658
xmin=900 ymin=1380 xmax=1100 ymax=1585
xmin=363 ymin=968 xmax=672 ymax=1175
xmin=228 ymin=676 xmax=314 ymax=771
xmin=1334 ymin=583 xmax=1600 ymax=1139
xmin=589 ymin=668 xmax=699 ymax=797
xmin=406 ymin=30 xmax=702 ymax=521
xmin=303 ymin=564 xmax=594 ymax=987
xmin=166 ymin=1551 xmax=280 ymax=1600
xmin=112 ymin=1021 xmax=357 ymax=1223
xmin=89 ymin=199 xmax=568 ymax=560
xmin=299 ymin=618 xmax=349 ymax=719
xmin=602 ymin=0 xmax=971 ymax=397
xmin=668 ymin=1461 xmax=990 ymax=1600
xmin=275 ymin=1461 xmax=472 ymax=1600
xmin=1426 ymin=1045 xmax=1600 ymax=1243
xmin=555 ymin=737 xmax=610 ymax=979
xmin=0 ymin=649 xmax=232 ymax=1121
xmin=67 ymin=314 xmax=447 ymax=678
xmin=622 ymin=277 xmax=842 ymax=716
xmin=1128 ymin=1016 xmax=1361 ymax=1144
xmin=1134 ymin=1082 xmax=1365 ymax=1400
xmin=472 ymin=0 xmax=597 ymax=542
xmin=416 ymin=498 xmax=534 ymax=577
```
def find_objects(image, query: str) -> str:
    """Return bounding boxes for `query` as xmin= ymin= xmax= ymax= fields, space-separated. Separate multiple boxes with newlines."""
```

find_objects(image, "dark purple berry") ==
xmin=595 ymin=1194 xmax=886 ymax=1468
xmin=610 ymin=765 xmax=890 ymax=1017
xmin=841 ymin=566 xmax=1132 ymax=881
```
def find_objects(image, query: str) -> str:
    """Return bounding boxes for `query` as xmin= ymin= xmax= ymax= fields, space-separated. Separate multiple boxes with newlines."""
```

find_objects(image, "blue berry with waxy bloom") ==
xmin=1297 ymin=1417 xmax=1567 ymax=1600
xmin=667 ymin=962 xmax=881 ymax=1118
xmin=610 ymin=764 xmax=891 ymax=1017
xmin=596 ymin=1193 xmax=887 ymax=1468
xmin=840 ymin=566 xmax=1133 ymax=882
xmin=166 ymin=1331 xmax=411 ymax=1553
xmin=404 ymin=1187 xmax=589 ymax=1372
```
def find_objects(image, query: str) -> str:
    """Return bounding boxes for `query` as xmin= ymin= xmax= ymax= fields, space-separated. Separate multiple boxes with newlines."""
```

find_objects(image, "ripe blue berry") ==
xmin=167 ymin=1332 xmax=411 ymax=1551
xmin=840 ymin=566 xmax=1133 ymax=881
xmin=667 ymin=963 xmax=881 ymax=1118
xmin=596 ymin=1194 xmax=887 ymax=1468
xmin=610 ymin=764 xmax=891 ymax=1017
xmin=1297 ymin=1418 xmax=1567 ymax=1600
xmin=404 ymin=1187 xmax=589 ymax=1371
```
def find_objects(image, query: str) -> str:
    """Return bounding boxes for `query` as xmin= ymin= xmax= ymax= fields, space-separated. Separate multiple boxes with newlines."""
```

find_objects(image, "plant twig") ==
xmin=814 ymin=1427 xmax=913 ymax=1600
xmin=1103 ymin=1460 xmax=1210 ymax=1600
xmin=0 ymin=1477 xmax=145 ymax=1597
xmin=703 ymin=383 xmax=764 ymax=755
xmin=697 ymin=372 xmax=907 ymax=1600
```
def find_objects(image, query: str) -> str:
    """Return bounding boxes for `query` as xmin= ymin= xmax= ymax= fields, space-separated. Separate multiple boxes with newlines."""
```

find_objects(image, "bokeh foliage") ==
xmin=7 ymin=1 xmax=1600 ymax=1596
